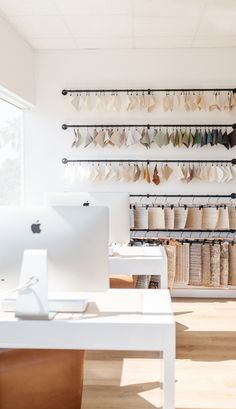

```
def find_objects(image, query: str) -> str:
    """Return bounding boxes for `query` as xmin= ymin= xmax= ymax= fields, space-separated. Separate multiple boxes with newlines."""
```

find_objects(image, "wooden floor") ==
xmin=81 ymin=298 xmax=236 ymax=409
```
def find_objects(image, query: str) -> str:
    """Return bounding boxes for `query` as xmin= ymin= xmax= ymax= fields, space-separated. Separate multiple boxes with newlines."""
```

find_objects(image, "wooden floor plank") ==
xmin=82 ymin=298 xmax=236 ymax=409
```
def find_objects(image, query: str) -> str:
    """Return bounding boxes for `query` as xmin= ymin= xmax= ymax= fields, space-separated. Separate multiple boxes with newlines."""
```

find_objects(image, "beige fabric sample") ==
xmin=229 ymin=244 xmax=236 ymax=285
xmin=202 ymin=244 xmax=211 ymax=286
xmin=210 ymin=244 xmax=221 ymax=287
xmin=145 ymin=164 xmax=151 ymax=183
xmin=148 ymin=207 xmax=165 ymax=229
xmin=174 ymin=207 xmax=188 ymax=229
xmin=216 ymin=207 xmax=230 ymax=230
xmin=164 ymin=245 xmax=176 ymax=290
xmin=185 ymin=207 xmax=202 ymax=230
xmin=202 ymin=207 xmax=218 ymax=230
xmin=220 ymin=242 xmax=229 ymax=286
xmin=228 ymin=207 xmax=236 ymax=229
xmin=189 ymin=243 xmax=202 ymax=286
xmin=164 ymin=207 xmax=174 ymax=230
xmin=133 ymin=207 xmax=148 ymax=229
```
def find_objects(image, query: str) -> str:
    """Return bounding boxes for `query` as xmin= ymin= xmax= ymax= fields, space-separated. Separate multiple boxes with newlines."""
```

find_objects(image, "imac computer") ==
xmin=45 ymin=192 xmax=130 ymax=245
xmin=0 ymin=206 xmax=109 ymax=317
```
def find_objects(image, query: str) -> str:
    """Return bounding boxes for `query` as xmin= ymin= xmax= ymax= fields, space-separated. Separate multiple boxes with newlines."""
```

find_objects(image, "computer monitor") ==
xmin=0 ymin=206 xmax=109 ymax=294
xmin=45 ymin=192 xmax=130 ymax=245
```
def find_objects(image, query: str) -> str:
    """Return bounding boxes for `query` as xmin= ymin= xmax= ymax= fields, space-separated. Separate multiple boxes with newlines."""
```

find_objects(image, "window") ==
xmin=0 ymin=99 xmax=23 ymax=205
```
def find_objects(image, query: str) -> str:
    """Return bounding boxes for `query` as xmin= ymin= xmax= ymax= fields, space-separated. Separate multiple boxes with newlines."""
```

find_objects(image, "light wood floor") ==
xmin=81 ymin=298 xmax=236 ymax=409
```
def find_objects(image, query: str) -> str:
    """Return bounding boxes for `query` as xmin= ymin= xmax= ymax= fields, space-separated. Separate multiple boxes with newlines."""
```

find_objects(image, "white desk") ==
xmin=0 ymin=289 xmax=175 ymax=409
xmin=109 ymin=246 xmax=168 ymax=289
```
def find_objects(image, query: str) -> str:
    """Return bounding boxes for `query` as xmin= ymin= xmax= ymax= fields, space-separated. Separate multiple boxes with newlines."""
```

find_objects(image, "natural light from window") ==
xmin=0 ymin=99 xmax=23 ymax=205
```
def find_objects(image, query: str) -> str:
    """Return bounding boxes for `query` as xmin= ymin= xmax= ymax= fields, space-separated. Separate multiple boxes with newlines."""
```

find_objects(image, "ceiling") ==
xmin=0 ymin=0 xmax=236 ymax=50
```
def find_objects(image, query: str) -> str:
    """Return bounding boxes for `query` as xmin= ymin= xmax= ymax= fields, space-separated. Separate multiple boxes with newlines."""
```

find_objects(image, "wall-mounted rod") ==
xmin=62 ymin=123 xmax=236 ymax=130
xmin=62 ymin=87 xmax=236 ymax=95
xmin=130 ymin=229 xmax=236 ymax=233
xmin=130 ymin=193 xmax=236 ymax=199
xmin=130 ymin=237 xmax=236 ymax=243
xmin=62 ymin=158 xmax=236 ymax=165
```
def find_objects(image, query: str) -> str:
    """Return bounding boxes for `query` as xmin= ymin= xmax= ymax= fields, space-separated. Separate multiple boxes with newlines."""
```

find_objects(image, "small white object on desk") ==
xmin=109 ymin=245 xmax=168 ymax=288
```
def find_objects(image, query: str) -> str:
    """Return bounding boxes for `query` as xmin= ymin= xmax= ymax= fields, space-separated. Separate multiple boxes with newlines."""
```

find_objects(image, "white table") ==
xmin=109 ymin=246 xmax=168 ymax=289
xmin=0 ymin=289 xmax=175 ymax=409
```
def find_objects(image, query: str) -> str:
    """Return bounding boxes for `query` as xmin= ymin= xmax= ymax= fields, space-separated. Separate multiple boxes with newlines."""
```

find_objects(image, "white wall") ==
xmin=24 ymin=48 xmax=236 ymax=204
xmin=0 ymin=15 xmax=34 ymax=105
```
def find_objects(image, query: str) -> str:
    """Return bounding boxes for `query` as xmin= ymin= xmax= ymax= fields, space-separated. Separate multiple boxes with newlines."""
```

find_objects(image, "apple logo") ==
xmin=31 ymin=220 xmax=41 ymax=234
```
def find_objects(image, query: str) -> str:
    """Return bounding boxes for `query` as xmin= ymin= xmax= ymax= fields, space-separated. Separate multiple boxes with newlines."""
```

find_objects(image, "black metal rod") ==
xmin=130 ymin=237 xmax=236 ymax=243
xmin=62 ymin=158 xmax=236 ymax=165
xmin=130 ymin=229 xmax=236 ymax=233
xmin=130 ymin=193 xmax=236 ymax=199
xmin=62 ymin=123 xmax=235 ymax=130
xmin=62 ymin=87 xmax=236 ymax=95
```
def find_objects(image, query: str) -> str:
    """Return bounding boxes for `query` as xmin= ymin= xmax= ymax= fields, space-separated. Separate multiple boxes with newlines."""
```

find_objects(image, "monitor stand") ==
xmin=15 ymin=249 xmax=50 ymax=320
xmin=9 ymin=249 xmax=88 ymax=319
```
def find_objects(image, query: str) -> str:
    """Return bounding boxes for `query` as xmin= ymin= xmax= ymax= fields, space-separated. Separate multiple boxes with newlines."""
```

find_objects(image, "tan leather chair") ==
xmin=110 ymin=275 xmax=137 ymax=288
xmin=0 ymin=349 xmax=84 ymax=409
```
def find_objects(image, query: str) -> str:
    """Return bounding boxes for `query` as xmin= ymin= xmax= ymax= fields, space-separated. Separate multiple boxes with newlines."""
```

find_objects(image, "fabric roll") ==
xmin=175 ymin=243 xmax=189 ymax=284
xmin=133 ymin=207 xmax=148 ymax=229
xmin=129 ymin=206 xmax=134 ymax=229
xmin=185 ymin=207 xmax=202 ymax=230
xmin=174 ymin=207 xmax=188 ymax=229
xmin=229 ymin=244 xmax=236 ymax=285
xmin=220 ymin=242 xmax=229 ymax=286
xmin=202 ymin=244 xmax=211 ymax=286
xmin=189 ymin=243 xmax=202 ymax=285
xmin=183 ymin=243 xmax=190 ymax=284
xmin=202 ymin=207 xmax=218 ymax=230
xmin=164 ymin=245 xmax=176 ymax=290
xmin=175 ymin=243 xmax=182 ymax=283
xmin=164 ymin=207 xmax=174 ymax=230
xmin=216 ymin=207 xmax=230 ymax=230
xmin=148 ymin=207 xmax=165 ymax=229
xmin=135 ymin=275 xmax=151 ymax=289
xmin=228 ymin=207 xmax=236 ymax=229
xmin=210 ymin=244 xmax=221 ymax=287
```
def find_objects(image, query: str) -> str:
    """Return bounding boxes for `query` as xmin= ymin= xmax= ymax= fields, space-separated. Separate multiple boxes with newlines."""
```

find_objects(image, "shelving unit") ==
xmin=62 ymin=86 xmax=236 ymax=298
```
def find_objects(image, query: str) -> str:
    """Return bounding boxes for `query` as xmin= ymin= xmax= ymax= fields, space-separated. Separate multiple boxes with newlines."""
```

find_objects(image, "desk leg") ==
xmin=160 ymin=271 xmax=168 ymax=289
xmin=160 ymin=257 xmax=168 ymax=289
xmin=162 ymin=326 xmax=175 ymax=409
